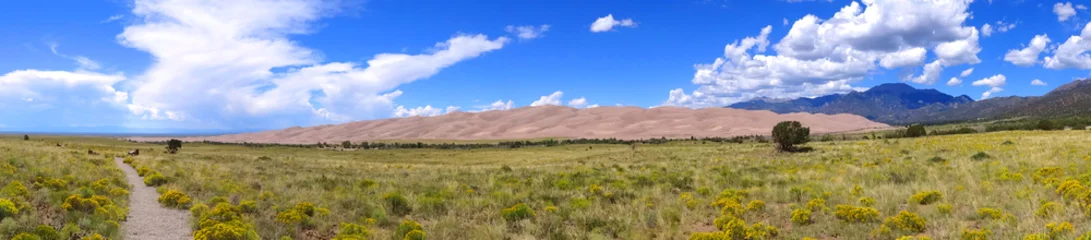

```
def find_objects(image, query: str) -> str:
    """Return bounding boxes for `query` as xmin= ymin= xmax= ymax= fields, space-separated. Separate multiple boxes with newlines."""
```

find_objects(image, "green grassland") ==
xmin=0 ymin=137 xmax=131 ymax=240
xmin=3 ymin=130 xmax=1091 ymax=239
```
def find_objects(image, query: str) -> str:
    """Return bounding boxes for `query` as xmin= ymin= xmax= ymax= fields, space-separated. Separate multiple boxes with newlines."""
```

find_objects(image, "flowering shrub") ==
xmin=383 ymin=192 xmax=412 ymax=216
xmin=858 ymin=197 xmax=876 ymax=207
xmin=909 ymin=191 xmax=942 ymax=205
xmin=882 ymin=210 xmax=926 ymax=233
xmin=746 ymin=200 xmax=765 ymax=212
xmin=1047 ymin=222 xmax=1074 ymax=237
xmin=976 ymin=208 xmax=1004 ymax=220
xmin=961 ymin=228 xmax=991 ymax=240
xmin=158 ymin=190 xmax=192 ymax=209
xmin=937 ymin=204 xmax=953 ymax=215
xmin=501 ymin=203 xmax=535 ymax=221
xmin=333 ymin=222 xmax=371 ymax=240
xmin=834 ymin=205 xmax=880 ymax=223
xmin=143 ymin=172 xmax=168 ymax=186
xmin=0 ymin=198 xmax=18 ymax=219
xmin=791 ymin=208 xmax=812 ymax=225
xmin=395 ymin=219 xmax=424 ymax=239
xmin=2 ymin=181 xmax=28 ymax=198
xmin=1036 ymin=202 xmax=1061 ymax=218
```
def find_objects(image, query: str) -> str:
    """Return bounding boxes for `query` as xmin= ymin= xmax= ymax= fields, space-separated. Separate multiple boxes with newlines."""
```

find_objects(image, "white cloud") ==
xmin=102 ymin=15 xmax=123 ymax=23
xmin=1055 ymin=2 xmax=1078 ymax=22
xmin=981 ymin=21 xmax=1016 ymax=37
xmin=567 ymin=97 xmax=588 ymax=108
xmin=666 ymin=0 xmax=981 ymax=107
xmin=530 ymin=91 xmax=564 ymax=106
xmin=947 ymin=77 xmax=962 ymax=86
xmin=1031 ymin=79 xmax=1048 ymax=86
xmin=393 ymin=105 xmax=448 ymax=117
xmin=445 ymin=106 xmax=460 ymax=113
xmin=49 ymin=43 xmax=102 ymax=70
xmin=1005 ymin=34 xmax=1051 ymax=66
xmin=972 ymin=74 xmax=1006 ymax=99
xmin=879 ymin=47 xmax=927 ymax=69
xmin=590 ymin=14 xmax=636 ymax=32
xmin=505 ymin=25 xmax=551 ymax=39
xmin=1079 ymin=4 xmax=1089 ymax=10
xmin=0 ymin=70 xmax=127 ymax=104
xmin=960 ymin=68 xmax=973 ymax=77
xmin=479 ymin=100 xmax=514 ymax=111
xmin=1044 ymin=23 xmax=1091 ymax=69
xmin=119 ymin=0 xmax=507 ymax=128
xmin=783 ymin=18 xmax=789 ymax=26
xmin=586 ymin=104 xmax=600 ymax=108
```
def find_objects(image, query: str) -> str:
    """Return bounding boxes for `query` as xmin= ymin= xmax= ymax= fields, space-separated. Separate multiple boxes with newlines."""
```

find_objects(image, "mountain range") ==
xmin=728 ymin=79 xmax=1091 ymax=125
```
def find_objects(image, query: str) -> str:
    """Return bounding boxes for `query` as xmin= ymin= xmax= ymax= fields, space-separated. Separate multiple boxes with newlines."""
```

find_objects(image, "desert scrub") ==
xmin=909 ymin=191 xmax=942 ymax=205
xmin=193 ymin=203 xmax=259 ymax=240
xmin=2 ymin=181 xmax=28 ymax=198
xmin=937 ymin=204 xmax=953 ymax=215
xmin=961 ymin=228 xmax=991 ymax=240
xmin=395 ymin=219 xmax=424 ymax=240
xmin=834 ymin=205 xmax=880 ymax=223
xmin=976 ymin=207 xmax=1006 ymax=220
xmin=333 ymin=222 xmax=371 ymax=239
xmin=881 ymin=210 xmax=926 ymax=233
xmin=0 ymin=198 xmax=18 ymax=219
xmin=805 ymin=198 xmax=827 ymax=212
xmin=501 ymin=203 xmax=535 ymax=221
xmin=858 ymin=197 xmax=876 ymax=207
xmin=382 ymin=192 xmax=412 ymax=216
xmin=791 ymin=208 xmax=813 ymax=225
xmin=745 ymin=200 xmax=765 ymax=212
xmin=1046 ymin=222 xmax=1074 ymax=237
xmin=158 ymin=189 xmax=192 ymax=209
xmin=143 ymin=171 xmax=168 ymax=186
xmin=971 ymin=152 xmax=991 ymax=161
xmin=679 ymin=192 xmax=698 ymax=209
xmin=1036 ymin=202 xmax=1061 ymax=218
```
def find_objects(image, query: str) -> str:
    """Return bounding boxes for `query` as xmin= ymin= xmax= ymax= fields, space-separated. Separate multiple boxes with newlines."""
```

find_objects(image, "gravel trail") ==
xmin=114 ymin=157 xmax=193 ymax=240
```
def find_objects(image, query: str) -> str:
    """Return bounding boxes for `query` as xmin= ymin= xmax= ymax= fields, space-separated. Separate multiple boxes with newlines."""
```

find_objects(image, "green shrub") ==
xmin=35 ymin=225 xmax=60 ymax=240
xmin=909 ymin=191 xmax=942 ymax=205
xmin=333 ymin=222 xmax=371 ymax=240
xmin=191 ymin=203 xmax=210 ymax=218
xmin=158 ymin=190 xmax=192 ymax=209
xmin=2 ymin=181 xmax=28 ymax=198
xmin=927 ymin=156 xmax=947 ymax=164
xmin=971 ymin=152 xmax=991 ymax=161
xmin=961 ymin=228 xmax=991 ymax=240
xmin=144 ymin=172 xmax=168 ymax=186
xmin=906 ymin=124 xmax=927 ymax=138
xmin=0 ymin=198 xmax=18 ymax=219
xmin=834 ymin=205 xmax=880 ymax=223
xmin=404 ymin=230 xmax=426 ymax=240
xmin=501 ymin=203 xmax=535 ymax=221
xmin=772 ymin=121 xmax=810 ymax=152
xmin=383 ymin=192 xmax=412 ymax=216
xmin=791 ymin=208 xmax=812 ymax=225
xmin=938 ymin=204 xmax=953 ymax=215
xmin=238 ymin=200 xmax=257 ymax=214
xmin=396 ymin=219 xmax=423 ymax=239
xmin=883 ymin=210 xmax=926 ymax=233
xmin=12 ymin=233 xmax=41 ymax=240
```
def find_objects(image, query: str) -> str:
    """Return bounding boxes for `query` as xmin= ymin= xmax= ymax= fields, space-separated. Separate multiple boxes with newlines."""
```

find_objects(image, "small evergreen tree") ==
xmin=341 ymin=140 xmax=353 ymax=149
xmin=166 ymin=139 xmax=182 ymax=154
xmin=772 ymin=121 xmax=810 ymax=152
xmin=905 ymin=124 xmax=927 ymax=138
xmin=23 ymin=135 xmax=29 ymax=141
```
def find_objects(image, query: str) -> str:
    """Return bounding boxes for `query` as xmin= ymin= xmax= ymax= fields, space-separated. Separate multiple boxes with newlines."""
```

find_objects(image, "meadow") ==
xmin=3 ymin=130 xmax=1091 ymax=239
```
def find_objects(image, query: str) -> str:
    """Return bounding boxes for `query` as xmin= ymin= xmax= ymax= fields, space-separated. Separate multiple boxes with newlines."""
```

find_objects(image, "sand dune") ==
xmin=141 ymin=106 xmax=888 ymax=144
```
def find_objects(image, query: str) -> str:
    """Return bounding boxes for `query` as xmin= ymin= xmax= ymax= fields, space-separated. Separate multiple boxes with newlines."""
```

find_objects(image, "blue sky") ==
xmin=2 ymin=0 xmax=1091 ymax=133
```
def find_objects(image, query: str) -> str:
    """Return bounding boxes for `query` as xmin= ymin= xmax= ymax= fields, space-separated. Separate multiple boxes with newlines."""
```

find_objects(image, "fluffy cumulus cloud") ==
xmin=972 ymin=74 xmax=1006 ymax=99
xmin=947 ymin=77 xmax=962 ymax=86
xmin=1044 ymin=23 xmax=1091 ymax=69
xmin=478 ymin=100 xmax=515 ymax=111
xmin=119 ymin=0 xmax=508 ymax=128
xmin=664 ymin=0 xmax=981 ymax=107
xmin=393 ymin=105 xmax=459 ymax=118
xmin=567 ymin=97 xmax=588 ymax=108
xmin=530 ymin=91 xmax=564 ymax=106
xmin=1005 ymin=34 xmax=1051 ymax=67
xmin=1055 ymin=2 xmax=1078 ymax=22
xmin=505 ymin=25 xmax=550 ymax=39
xmin=590 ymin=14 xmax=636 ymax=32
xmin=1031 ymin=79 xmax=1048 ymax=86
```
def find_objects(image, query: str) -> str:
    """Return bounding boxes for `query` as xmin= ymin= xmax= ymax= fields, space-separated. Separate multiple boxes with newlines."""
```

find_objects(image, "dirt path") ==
xmin=114 ymin=157 xmax=192 ymax=240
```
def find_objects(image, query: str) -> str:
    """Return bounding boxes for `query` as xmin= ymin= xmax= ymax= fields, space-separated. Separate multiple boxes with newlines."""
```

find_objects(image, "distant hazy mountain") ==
xmin=729 ymin=80 xmax=1091 ymax=125
xmin=729 ymin=83 xmax=974 ymax=124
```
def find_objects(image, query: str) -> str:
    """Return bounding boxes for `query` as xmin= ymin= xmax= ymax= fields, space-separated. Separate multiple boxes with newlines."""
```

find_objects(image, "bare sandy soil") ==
xmin=133 ymin=106 xmax=888 ymax=144
xmin=114 ymin=157 xmax=192 ymax=240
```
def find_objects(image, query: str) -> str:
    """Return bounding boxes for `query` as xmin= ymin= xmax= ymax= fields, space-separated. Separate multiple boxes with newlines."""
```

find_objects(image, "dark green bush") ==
xmin=772 ymin=121 xmax=810 ymax=152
